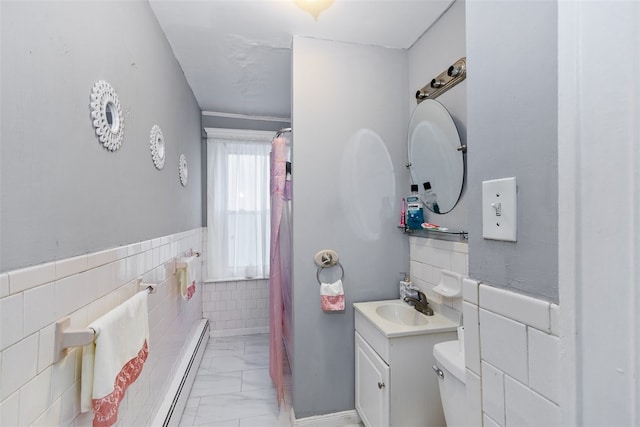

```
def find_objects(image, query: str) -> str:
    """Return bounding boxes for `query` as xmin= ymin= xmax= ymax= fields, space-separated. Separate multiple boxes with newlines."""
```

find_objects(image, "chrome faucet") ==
xmin=404 ymin=290 xmax=434 ymax=316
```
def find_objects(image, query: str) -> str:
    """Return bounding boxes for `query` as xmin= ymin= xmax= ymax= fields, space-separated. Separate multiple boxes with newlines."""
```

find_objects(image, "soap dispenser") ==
xmin=399 ymin=273 xmax=418 ymax=300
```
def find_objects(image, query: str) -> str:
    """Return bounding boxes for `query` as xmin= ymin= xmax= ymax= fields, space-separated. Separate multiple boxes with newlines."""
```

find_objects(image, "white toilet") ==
xmin=433 ymin=333 xmax=466 ymax=426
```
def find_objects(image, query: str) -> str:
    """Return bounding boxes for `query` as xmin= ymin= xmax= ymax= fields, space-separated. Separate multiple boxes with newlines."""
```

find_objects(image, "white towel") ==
xmin=320 ymin=280 xmax=345 ymax=312
xmin=81 ymin=291 xmax=149 ymax=427
xmin=179 ymin=255 xmax=197 ymax=300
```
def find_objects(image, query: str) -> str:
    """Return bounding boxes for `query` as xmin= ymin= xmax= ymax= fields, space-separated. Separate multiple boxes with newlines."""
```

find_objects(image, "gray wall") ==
xmin=466 ymin=0 xmax=558 ymax=301
xmin=408 ymin=0 xmax=467 ymax=231
xmin=291 ymin=36 xmax=409 ymax=418
xmin=0 ymin=1 xmax=202 ymax=272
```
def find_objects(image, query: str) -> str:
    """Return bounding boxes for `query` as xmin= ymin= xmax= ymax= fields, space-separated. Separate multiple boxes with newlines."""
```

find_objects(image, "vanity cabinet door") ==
xmin=355 ymin=332 xmax=390 ymax=427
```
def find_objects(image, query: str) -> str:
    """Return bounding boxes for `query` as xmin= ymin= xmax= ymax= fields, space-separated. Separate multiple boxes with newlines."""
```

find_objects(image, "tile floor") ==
xmin=179 ymin=333 xmax=293 ymax=426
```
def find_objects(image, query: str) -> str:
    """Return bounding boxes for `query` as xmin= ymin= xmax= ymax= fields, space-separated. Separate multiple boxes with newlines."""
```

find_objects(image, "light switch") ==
xmin=482 ymin=177 xmax=517 ymax=241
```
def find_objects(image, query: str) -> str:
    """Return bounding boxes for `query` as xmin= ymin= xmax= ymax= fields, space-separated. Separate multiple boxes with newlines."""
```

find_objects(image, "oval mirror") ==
xmin=407 ymin=99 xmax=464 ymax=214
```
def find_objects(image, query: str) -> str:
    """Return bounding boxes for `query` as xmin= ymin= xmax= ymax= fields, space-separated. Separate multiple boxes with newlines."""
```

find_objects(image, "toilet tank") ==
xmin=433 ymin=340 xmax=466 ymax=427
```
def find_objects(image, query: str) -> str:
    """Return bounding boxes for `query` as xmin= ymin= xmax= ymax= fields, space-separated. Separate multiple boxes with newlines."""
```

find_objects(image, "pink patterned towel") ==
xmin=81 ymin=291 xmax=149 ymax=427
xmin=179 ymin=255 xmax=198 ymax=301
xmin=320 ymin=280 xmax=345 ymax=312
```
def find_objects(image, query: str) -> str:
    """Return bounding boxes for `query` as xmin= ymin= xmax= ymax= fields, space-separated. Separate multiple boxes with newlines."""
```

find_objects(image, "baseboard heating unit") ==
xmin=152 ymin=319 xmax=210 ymax=427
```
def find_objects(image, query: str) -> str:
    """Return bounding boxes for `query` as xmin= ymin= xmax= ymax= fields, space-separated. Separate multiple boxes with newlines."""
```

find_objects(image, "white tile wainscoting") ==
xmin=0 ymin=228 xmax=204 ymax=426
xmin=409 ymin=236 xmax=468 ymax=314
xmin=464 ymin=280 xmax=561 ymax=426
xmin=410 ymin=237 xmax=560 ymax=426
xmin=203 ymin=279 xmax=270 ymax=337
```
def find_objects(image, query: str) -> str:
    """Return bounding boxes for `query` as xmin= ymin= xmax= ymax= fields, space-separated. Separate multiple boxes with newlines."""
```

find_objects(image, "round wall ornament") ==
xmin=150 ymin=125 xmax=166 ymax=169
xmin=179 ymin=154 xmax=188 ymax=186
xmin=90 ymin=80 xmax=124 ymax=151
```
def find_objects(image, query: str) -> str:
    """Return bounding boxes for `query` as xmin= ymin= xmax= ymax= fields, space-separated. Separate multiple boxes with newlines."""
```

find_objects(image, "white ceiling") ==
xmin=148 ymin=0 xmax=455 ymax=120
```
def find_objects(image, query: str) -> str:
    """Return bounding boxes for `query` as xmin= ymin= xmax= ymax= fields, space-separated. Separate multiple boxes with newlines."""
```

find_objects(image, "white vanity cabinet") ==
xmin=356 ymin=332 xmax=390 ymax=426
xmin=354 ymin=300 xmax=459 ymax=427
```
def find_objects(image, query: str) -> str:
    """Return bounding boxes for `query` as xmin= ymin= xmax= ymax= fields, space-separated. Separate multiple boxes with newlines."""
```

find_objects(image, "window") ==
xmin=206 ymin=129 xmax=273 ymax=280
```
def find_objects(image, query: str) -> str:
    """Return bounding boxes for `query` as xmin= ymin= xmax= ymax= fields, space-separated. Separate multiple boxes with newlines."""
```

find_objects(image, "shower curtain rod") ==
xmin=274 ymin=127 xmax=292 ymax=138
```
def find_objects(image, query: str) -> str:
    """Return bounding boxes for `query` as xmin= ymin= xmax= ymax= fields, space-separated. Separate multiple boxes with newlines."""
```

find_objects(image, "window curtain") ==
xmin=207 ymin=132 xmax=272 ymax=280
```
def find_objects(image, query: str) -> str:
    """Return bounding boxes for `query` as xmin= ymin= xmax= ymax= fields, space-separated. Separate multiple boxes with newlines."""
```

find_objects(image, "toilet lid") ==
xmin=433 ymin=340 xmax=465 ymax=382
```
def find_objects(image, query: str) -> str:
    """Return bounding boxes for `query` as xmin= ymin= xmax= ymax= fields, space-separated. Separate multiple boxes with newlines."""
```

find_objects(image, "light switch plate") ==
xmin=482 ymin=177 xmax=517 ymax=241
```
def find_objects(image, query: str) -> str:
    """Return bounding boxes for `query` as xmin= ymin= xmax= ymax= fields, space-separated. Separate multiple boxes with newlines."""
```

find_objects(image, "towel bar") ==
xmin=173 ymin=250 xmax=200 ymax=273
xmin=136 ymin=278 xmax=158 ymax=294
xmin=53 ymin=284 xmax=155 ymax=363
xmin=54 ymin=316 xmax=95 ymax=363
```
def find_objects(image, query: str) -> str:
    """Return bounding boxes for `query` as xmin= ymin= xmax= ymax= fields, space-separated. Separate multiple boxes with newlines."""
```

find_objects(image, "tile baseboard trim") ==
xmin=293 ymin=409 xmax=362 ymax=426
xmin=210 ymin=326 xmax=269 ymax=337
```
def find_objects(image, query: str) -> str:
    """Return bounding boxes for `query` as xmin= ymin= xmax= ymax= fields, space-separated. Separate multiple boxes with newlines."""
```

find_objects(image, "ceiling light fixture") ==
xmin=293 ymin=0 xmax=334 ymax=21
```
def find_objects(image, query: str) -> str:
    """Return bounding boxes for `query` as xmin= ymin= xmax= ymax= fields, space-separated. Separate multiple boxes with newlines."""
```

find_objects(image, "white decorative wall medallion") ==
xmin=150 ymin=125 xmax=166 ymax=169
xmin=90 ymin=80 xmax=124 ymax=151
xmin=179 ymin=154 xmax=188 ymax=186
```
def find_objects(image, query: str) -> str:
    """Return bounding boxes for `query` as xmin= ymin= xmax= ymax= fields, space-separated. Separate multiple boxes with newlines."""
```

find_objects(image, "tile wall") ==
xmin=410 ymin=236 xmax=560 ymax=426
xmin=463 ymin=280 xmax=560 ymax=426
xmin=409 ymin=236 xmax=469 ymax=313
xmin=202 ymin=280 xmax=269 ymax=337
xmin=0 ymin=228 xmax=204 ymax=426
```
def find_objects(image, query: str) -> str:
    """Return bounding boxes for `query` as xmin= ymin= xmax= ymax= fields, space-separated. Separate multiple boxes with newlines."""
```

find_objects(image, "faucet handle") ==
xmin=416 ymin=290 xmax=427 ymax=302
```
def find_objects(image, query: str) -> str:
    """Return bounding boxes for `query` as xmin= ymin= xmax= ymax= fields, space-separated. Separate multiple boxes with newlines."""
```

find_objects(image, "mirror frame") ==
xmin=179 ymin=154 xmax=188 ymax=186
xmin=90 ymin=80 xmax=124 ymax=151
xmin=150 ymin=125 xmax=166 ymax=170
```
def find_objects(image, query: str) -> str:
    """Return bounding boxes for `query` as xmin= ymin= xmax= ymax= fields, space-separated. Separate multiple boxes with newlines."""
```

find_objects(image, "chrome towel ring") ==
xmin=316 ymin=261 xmax=344 ymax=285
xmin=314 ymin=249 xmax=344 ymax=285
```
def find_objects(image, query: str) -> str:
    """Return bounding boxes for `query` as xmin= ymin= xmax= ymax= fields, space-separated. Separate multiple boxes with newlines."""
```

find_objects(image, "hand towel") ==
xmin=81 ymin=291 xmax=149 ymax=427
xmin=178 ymin=255 xmax=197 ymax=300
xmin=320 ymin=280 xmax=345 ymax=312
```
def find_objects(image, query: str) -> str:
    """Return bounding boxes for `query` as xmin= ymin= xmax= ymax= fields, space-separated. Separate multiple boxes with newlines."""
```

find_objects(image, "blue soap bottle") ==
xmin=406 ymin=184 xmax=424 ymax=229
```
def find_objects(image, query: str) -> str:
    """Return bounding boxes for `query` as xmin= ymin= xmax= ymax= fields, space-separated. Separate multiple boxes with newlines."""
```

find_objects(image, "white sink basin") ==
xmin=375 ymin=303 xmax=429 ymax=326
xmin=354 ymin=299 xmax=460 ymax=337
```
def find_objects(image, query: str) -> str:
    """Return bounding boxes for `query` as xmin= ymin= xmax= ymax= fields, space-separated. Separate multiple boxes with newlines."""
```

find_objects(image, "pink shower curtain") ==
xmin=269 ymin=136 xmax=289 ymax=404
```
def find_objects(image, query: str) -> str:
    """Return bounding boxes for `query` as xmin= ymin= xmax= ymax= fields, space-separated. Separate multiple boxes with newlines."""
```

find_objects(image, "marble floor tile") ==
xmin=178 ymin=408 xmax=195 ymax=425
xmin=202 ymin=340 xmax=245 ymax=359
xmin=180 ymin=334 xmax=292 ymax=427
xmin=238 ymin=410 xmax=291 ymax=427
xmin=179 ymin=332 xmax=362 ymax=426
xmin=189 ymin=372 xmax=242 ymax=397
xmin=198 ymin=354 xmax=268 ymax=375
xmin=241 ymin=368 xmax=272 ymax=391
xmin=185 ymin=396 xmax=201 ymax=409
xmin=195 ymin=389 xmax=280 ymax=423
xmin=244 ymin=340 xmax=269 ymax=355
xmin=202 ymin=346 xmax=245 ymax=359
xmin=241 ymin=351 xmax=270 ymax=369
